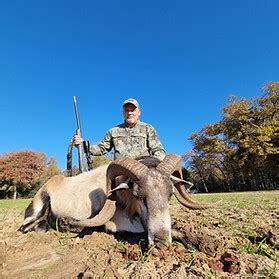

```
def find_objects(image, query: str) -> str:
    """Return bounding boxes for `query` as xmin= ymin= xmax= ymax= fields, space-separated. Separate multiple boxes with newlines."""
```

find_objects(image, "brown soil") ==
xmin=0 ymin=199 xmax=278 ymax=278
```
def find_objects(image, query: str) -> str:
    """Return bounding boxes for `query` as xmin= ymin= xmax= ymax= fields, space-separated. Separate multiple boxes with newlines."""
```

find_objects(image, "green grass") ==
xmin=111 ymin=239 xmax=127 ymax=253
xmin=194 ymin=190 xmax=278 ymax=200
xmin=0 ymin=198 xmax=31 ymax=212
xmin=192 ymin=190 xmax=279 ymax=208
xmin=170 ymin=190 xmax=279 ymax=211
xmin=2 ymin=191 xmax=278 ymax=213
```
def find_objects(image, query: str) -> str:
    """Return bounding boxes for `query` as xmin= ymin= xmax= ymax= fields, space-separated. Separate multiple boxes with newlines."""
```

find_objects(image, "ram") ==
xmin=19 ymin=154 xmax=210 ymax=248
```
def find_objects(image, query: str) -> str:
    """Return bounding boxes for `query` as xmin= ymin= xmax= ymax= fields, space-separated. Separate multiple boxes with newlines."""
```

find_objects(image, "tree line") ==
xmin=184 ymin=81 xmax=278 ymax=192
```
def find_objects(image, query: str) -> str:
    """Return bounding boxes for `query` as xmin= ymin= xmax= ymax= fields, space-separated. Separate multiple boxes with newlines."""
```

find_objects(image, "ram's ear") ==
xmin=170 ymin=175 xmax=193 ymax=188
xmin=109 ymin=182 xmax=130 ymax=193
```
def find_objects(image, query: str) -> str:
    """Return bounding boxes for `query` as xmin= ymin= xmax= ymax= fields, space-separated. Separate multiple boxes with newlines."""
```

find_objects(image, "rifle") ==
xmin=67 ymin=96 xmax=92 ymax=176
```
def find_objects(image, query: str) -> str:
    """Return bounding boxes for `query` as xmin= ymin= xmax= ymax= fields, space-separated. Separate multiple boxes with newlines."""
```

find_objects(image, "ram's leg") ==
xmin=18 ymin=190 xmax=50 ymax=233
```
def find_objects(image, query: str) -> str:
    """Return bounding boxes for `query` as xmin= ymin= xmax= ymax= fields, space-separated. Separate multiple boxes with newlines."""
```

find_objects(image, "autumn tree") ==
xmin=26 ymin=156 xmax=62 ymax=197
xmin=0 ymin=150 xmax=61 ymax=199
xmin=92 ymin=155 xmax=111 ymax=168
xmin=185 ymin=82 xmax=279 ymax=192
xmin=41 ymin=157 xmax=61 ymax=183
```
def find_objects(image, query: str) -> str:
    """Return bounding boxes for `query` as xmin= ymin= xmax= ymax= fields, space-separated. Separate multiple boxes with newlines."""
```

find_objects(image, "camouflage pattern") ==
xmin=90 ymin=121 xmax=166 ymax=161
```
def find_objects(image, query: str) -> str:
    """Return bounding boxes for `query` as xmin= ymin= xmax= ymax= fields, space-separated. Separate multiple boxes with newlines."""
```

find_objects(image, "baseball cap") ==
xmin=122 ymin=98 xmax=140 ymax=108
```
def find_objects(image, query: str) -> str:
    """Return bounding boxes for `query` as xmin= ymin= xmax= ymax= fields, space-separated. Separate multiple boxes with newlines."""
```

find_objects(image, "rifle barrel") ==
xmin=73 ymin=96 xmax=82 ymax=134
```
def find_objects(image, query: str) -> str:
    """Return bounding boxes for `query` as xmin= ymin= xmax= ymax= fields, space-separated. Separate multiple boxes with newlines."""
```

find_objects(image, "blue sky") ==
xmin=0 ymin=1 xmax=278 ymax=170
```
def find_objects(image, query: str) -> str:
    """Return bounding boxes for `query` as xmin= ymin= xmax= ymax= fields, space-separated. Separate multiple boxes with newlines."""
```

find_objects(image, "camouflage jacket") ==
xmin=90 ymin=121 xmax=166 ymax=161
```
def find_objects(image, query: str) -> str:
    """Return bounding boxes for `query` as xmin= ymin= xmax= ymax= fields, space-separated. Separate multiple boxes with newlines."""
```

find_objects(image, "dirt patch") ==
xmin=0 ymin=198 xmax=278 ymax=278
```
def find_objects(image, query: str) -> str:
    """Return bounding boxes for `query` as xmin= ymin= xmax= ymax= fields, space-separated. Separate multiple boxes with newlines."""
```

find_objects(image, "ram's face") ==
xmin=133 ymin=169 xmax=173 ymax=248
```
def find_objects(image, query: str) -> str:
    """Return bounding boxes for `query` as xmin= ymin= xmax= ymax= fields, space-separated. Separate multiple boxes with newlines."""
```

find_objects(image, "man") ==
xmin=73 ymin=98 xmax=166 ymax=161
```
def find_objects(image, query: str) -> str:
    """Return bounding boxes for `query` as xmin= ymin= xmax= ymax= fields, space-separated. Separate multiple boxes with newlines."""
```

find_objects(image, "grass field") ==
xmin=1 ymin=190 xmax=278 ymax=212
xmin=0 ymin=198 xmax=30 ymax=211
xmin=194 ymin=190 xmax=278 ymax=201
xmin=171 ymin=190 xmax=279 ymax=208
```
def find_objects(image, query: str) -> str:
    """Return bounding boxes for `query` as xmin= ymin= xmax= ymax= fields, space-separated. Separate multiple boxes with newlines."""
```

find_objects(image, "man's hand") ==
xmin=73 ymin=134 xmax=83 ymax=147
